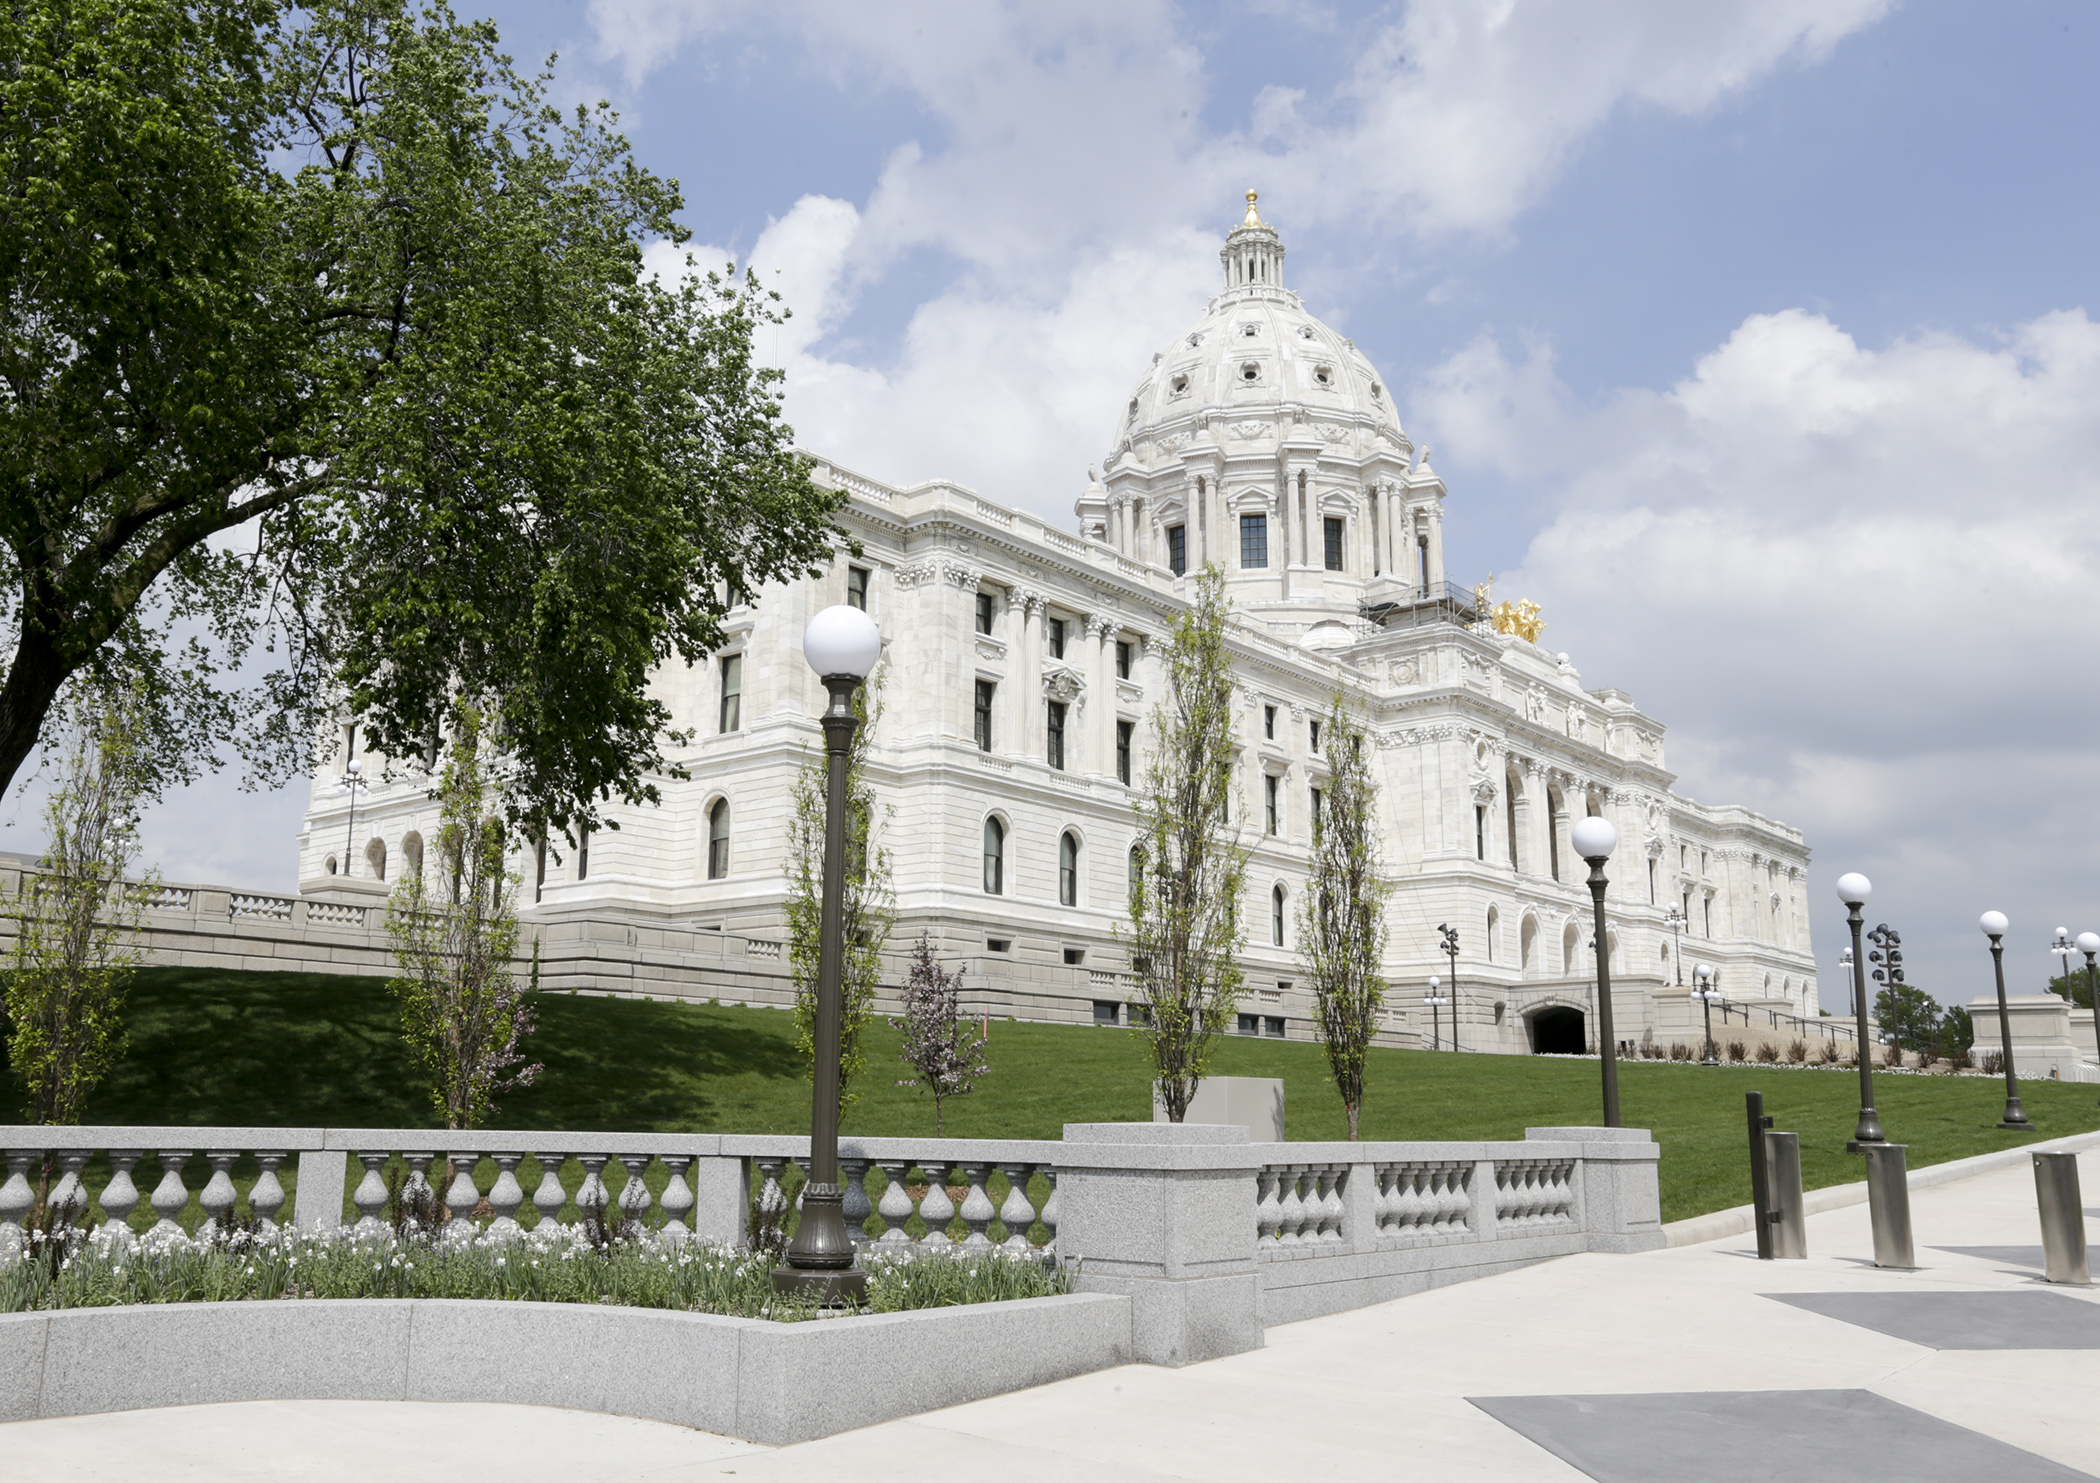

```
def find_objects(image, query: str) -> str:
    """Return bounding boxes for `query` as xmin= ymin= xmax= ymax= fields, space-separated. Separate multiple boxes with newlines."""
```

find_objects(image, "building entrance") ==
xmin=1529 ymin=1006 xmax=1586 ymax=1055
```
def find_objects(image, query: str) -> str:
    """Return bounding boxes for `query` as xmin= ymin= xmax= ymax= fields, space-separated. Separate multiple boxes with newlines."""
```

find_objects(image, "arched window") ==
xmin=1520 ymin=915 xmax=1538 ymax=972
xmin=324 ymin=854 xmax=338 ymax=876
xmin=983 ymin=817 xmax=1005 ymax=895
xmin=402 ymin=831 xmax=424 ymax=879
xmin=1272 ymin=885 xmax=1287 ymax=947
xmin=1562 ymin=921 xmax=1582 ymax=974
xmin=707 ymin=799 xmax=731 ymax=880
xmin=1059 ymin=831 xmax=1080 ymax=906
xmin=365 ymin=837 xmax=387 ymax=881
xmin=1486 ymin=906 xmax=1499 ymax=963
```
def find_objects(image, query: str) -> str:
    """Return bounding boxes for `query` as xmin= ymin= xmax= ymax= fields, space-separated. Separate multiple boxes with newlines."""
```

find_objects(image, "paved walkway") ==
xmin=8 ymin=1148 xmax=2099 ymax=1482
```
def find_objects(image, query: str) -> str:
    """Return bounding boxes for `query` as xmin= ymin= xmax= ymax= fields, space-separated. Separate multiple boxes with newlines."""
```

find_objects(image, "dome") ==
xmin=1084 ymin=192 xmax=1444 ymax=621
xmin=1106 ymin=191 xmax=1411 ymax=472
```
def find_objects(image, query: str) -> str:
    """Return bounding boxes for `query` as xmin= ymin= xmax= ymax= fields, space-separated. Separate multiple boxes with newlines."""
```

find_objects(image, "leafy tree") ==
xmin=1873 ymin=983 xmax=1947 ymax=1054
xmin=1939 ymin=1003 xmax=1974 ymax=1054
xmin=2047 ymin=972 xmax=2098 ymax=1011
xmin=890 ymin=933 xmax=988 ymax=1136
xmin=1122 ymin=566 xmax=1249 ymax=1122
xmin=785 ymin=678 xmax=894 ymax=1118
xmin=5 ymin=687 xmax=156 ymax=1127
xmin=385 ymin=703 xmax=540 ymax=1130
xmin=0 ymin=0 xmax=841 ymax=839
xmin=1297 ymin=696 xmax=1388 ymax=1139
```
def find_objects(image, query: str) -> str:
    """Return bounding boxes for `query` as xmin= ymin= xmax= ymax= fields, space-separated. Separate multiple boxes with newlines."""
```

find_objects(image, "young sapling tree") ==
xmin=890 ymin=933 xmax=989 ymax=1136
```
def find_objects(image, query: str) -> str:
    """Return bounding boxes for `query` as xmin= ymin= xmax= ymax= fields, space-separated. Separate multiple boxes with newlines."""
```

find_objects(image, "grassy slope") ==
xmin=21 ymin=967 xmax=2100 ymax=1224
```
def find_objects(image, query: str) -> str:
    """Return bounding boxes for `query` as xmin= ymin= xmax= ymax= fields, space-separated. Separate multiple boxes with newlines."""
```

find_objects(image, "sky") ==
xmin=9 ymin=0 xmax=2100 ymax=1013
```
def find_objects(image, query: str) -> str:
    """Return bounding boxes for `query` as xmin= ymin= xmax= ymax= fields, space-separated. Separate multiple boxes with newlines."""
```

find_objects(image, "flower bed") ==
xmin=0 ymin=1221 xmax=1068 ymax=1320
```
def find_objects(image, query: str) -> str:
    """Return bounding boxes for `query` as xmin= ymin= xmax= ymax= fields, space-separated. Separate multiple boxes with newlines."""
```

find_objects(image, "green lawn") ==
xmin=11 ymin=966 xmax=2097 ymax=1224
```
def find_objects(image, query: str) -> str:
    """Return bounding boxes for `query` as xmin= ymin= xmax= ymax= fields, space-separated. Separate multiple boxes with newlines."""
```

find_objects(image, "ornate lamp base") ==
xmin=771 ymin=1265 xmax=869 ymax=1303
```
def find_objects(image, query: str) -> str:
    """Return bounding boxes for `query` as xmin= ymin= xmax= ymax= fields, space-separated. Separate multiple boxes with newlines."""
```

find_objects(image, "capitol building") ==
xmin=298 ymin=195 xmax=1822 ymax=1057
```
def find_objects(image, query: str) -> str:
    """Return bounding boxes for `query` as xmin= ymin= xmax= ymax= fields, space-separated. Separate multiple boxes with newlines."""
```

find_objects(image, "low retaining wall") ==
xmin=1661 ymin=1127 xmax=2100 ymax=1247
xmin=0 ymin=1292 xmax=1133 ymax=1444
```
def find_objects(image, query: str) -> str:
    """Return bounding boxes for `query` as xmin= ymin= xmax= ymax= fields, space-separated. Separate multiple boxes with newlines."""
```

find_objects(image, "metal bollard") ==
xmin=1746 ymin=1092 xmax=1776 ymax=1260
xmin=1764 ymin=1130 xmax=1807 ymax=1259
xmin=2033 ymin=1151 xmax=2091 ymax=1285
xmin=1863 ymin=1143 xmax=1915 ymax=1268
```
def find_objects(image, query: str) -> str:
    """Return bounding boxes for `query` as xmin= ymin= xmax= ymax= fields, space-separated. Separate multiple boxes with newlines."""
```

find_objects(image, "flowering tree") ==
xmin=890 ymin=933 xmax=988 ymax=1136
xmin=386 ymin=703 xmax=541 ymax=1130
xmin=1297 ymin=696 xmax=1390 ymax=1139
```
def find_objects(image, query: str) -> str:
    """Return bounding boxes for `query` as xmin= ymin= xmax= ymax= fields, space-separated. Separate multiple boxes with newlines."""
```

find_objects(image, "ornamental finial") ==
xmin=1243 ymin=189 xmax=1264 ymax=228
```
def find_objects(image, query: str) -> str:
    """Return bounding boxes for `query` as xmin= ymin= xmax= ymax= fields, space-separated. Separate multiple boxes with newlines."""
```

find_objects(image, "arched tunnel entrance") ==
xmin=1529 ymin=1006 xmax=1586 ymax=1055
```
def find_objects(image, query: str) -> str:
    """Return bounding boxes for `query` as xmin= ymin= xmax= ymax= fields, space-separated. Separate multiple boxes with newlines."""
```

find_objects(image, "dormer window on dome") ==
xmin=1169 ymin=374 xmax=1189 ymax=397
xmin=1240 ymin=323 xmax=1259 ymax=338
xmin=1298 ymin=325 xmax=1316 ymax=340
xmin=1239 ymin=362 xmax=1261 ymax=383
xmin=1313 ymin=365 xmax=1334 ymax=387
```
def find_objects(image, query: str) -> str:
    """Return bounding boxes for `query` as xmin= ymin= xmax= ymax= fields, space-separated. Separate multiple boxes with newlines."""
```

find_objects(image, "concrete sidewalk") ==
xmin=7 ymin=1149 xmax=2099 ymax=1481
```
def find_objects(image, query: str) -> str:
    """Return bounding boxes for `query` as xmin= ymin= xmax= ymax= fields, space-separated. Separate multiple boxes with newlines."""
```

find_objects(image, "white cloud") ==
xmin=1433 ymin=307 xmax=2100 ymax=997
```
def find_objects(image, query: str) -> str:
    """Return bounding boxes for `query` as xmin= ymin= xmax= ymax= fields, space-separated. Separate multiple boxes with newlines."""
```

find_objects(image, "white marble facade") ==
xmin=298 ymin=197 xmax=1818 ymax=1054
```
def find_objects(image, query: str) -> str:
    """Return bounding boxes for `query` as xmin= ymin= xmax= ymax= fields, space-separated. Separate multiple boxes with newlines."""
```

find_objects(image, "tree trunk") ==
xmin=1346 ymin=1103 xmax=1359 ymax=1140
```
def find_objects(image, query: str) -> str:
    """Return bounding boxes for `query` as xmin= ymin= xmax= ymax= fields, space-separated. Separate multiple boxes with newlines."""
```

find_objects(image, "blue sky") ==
xmin=11 ymin=0 xmax=2100 ymax=1011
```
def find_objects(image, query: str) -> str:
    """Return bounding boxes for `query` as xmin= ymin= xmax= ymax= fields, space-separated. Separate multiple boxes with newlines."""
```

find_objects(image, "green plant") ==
xmin=785 ymin=676 xmax=894 ymax=1116
xmin=1122 ymin=566 xmax=1250 ymax=1122
xmin=1755 ymin=1042 xmax=1779 ymax=1064
xmin=1786 ymin=1039 xmax=1808 ymax=1064
xmin=385 ymin=704 xmax=540 ymax=1130
xmin=7 ymin=687 xmax=156 ymax=1135
xmin=1296 ymin=696 xmax=1389 ymax=1139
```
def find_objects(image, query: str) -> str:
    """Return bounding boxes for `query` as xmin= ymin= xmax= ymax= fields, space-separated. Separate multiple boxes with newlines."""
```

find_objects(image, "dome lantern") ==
xmin=1221 ymin=189 xmax=1284 ymax=291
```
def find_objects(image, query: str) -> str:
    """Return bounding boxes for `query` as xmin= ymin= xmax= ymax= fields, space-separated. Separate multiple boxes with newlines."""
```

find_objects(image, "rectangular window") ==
xmin=1236 ymin=1013 xmax=1261 ymax=1037
xmin=1047 ymin=700 xmax=1067 ymax=770
xmin=1309 ymin=719 xmax=1321 ymax=753
xmin=1047 ymin=616 xmax=1066 ymax=659
xmin=1475 ymin=805 xmax=1486 ymax=860
xmin=846 ymin=565 xmax=869 ymax=610
xmin=1116 ymin=720 xmax=1133 ymax=784
xmin=1263 ymin=705 xmax=1276 ymax=740
xmin=1092 ymin=1000 xmax=1121 ymax=1026
xmin=1064 ymin=947 xmax=1086 ymax=965
xmin=1115 ymin=640 xmax=1132 ymax=679
xmin=1166 ymin=524 xmax=1187 ymax=575
xmin=578 ymin=828 xmax=590 ymax=881
xmin=976 ymin=591 xmax=995 ymax=635
xmin=1264 ymin=773 xmax=1279 ymax=835
xmin=1240 ymin=512 xmax=1268 ymax=569
xmin=1310 ymin=786 xmax=1323 ymax=836
xmin=1323 ymin=517 xmax=1345 ymax=571
xmin=1264 ymin=1016 xmax=1286 ymax=1039
xmin=718 ymin=654 xmax=742 ymax=733
xmin=974 ymin=679 xmax=995 ymax=752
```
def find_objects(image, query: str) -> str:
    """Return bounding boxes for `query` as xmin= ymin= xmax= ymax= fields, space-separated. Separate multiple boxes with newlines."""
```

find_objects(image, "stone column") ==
xmin=1087 ymin=615 xmax=1118 ymax=776
xmin=1055 ymin=1122 xmax=1265 ymax=1367
xmin=1425 ymin=504 xmax=1446 ymax=588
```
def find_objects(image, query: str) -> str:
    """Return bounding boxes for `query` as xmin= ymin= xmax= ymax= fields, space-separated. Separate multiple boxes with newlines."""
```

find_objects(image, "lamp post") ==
xmin=340 ymin=759 xmax=366 ymax=877
xmin=1425 ymin=976 xmax=1448 ymax=1053
xmin=1663 ymin=904 xmax=1687 ymax=986
xmin=775 ymin=604 xmax=883 ymax=1301
xmin=1435 ymin=923 xmax=1460 ymax=1051
xmin=2052 ymin=927 xmax=2074 ymax=997
xmin=1867 ymin=923 xmax=1904 ymax=1056
xmin=1834 ymin=873 xmax=1884 ymax=1147
xmin=1980 ymin=910 xmax=2032 ymax=1130
xmin=1838 ymin=946 xmax=1854 ymax=1010
xmin=2078 ymin=931 xmax=2100 ymax=1077
xmin=1572 ymin=816 xmax=1621 ymax=1127
xmin=1694 ymin=964 xmax=1721 ymax=1064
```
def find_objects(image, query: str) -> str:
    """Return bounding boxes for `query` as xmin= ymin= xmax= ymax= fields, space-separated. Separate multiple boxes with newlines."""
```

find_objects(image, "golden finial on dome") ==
xmin=1242 ymin=189 xmax=1265 ymax=228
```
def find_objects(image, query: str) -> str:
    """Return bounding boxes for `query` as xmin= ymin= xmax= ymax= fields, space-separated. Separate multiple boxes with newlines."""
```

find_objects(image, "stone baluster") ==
xmin=656 ymin=1157 xmax=695 ymax=1242
xmin=1446 ymin=1163 xmax=1473 ymax=1232
xmin=50 ymin=1151 xmax=91 ymax=1228
xmin=1255 ymin=1167 xmax=1283 ymax=1243
xmin=485 ymin=1155 xmax=526 ymax=1236
xmin=350 ymin=1153 xmax=391 ymax=1235
xmin=752 ymin=1157 xmax=789 ymax=1248
xmin=1038 ymin=1167 xmax=1059 ymax=1249
xmin=149 ymin=1149 xmax=194 ymax=1238
xmin=1275 ymin=1167 xmax=1306 ymax=1245
xmin=958 ymin=1163 xmax=996 ymax=1249
xmin=444 ymin=1154 xmax=483 ymax=1239
xmin=917 ymin=1162 xmax=957 ymax=1249
xmin=840 ymin=1157 xmax=872 ymax=1247
xmin=997 ymin=1162 xmax=1038 ymax=1252
xmin=532 ymin=1153 xmax=570 ymax=1229
xmin=872 ymin=1159 xmax=915 ymax=1246
xmin=574 ymin=1155 xmax=611 ymax=1227
xmin=401 ymin=1153 xmax=438 ymax=1235
xmin=615 ymin=1155 xmax=653 ymax=1233
xmin=196 ymin=1151 xmax=240 ymax=1238
xmin=0 ymin=1151 xmax=36 ymax=1250
xmin=1374 ymin=1164 xmax=1399 ymax=1234
xmin=1320 ymin=1167 xmax=1347 ymax=1243
xmin=99 ymin=1150 xmax=144 ymax=1242
xmin=249 ymin=1153 xmax=288 ymax=1233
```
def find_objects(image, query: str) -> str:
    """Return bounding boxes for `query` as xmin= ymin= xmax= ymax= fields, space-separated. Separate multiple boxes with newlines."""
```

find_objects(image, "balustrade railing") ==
xmin=1377 ymin=1160 xmax=1475 ymax=1239
xmin=1492 ymin=1157 xmax=1577 ymax=1231
xmin=1253 ymin=1146 xmax=1596 ymax=1255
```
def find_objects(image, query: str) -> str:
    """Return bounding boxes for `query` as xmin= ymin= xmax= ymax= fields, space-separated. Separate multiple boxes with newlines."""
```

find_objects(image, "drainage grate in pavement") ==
xmin=1765 ymin=1290 xmax=2100 ymax=1349
xmin=1469 ymin=1390 xmax=2090 ymax=1482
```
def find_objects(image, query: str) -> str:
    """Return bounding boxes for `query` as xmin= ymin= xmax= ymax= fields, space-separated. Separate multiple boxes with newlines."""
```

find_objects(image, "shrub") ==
xmin=1668 ymin=1042 xmax=1692 ymax=1061
xmin=1980 ymin=1050 xmax=2004 ymax=1076
xmin=1725 ymin=1039 xmax=1747 ymax=1063
xmin=1786 ymin=1039 xmax=1808 ymax=1064
xmin=1915 ymin=1044 xmax=1940 ymax=1069
xmin=1948 ymin=1045 xmax=1974 ymax=1071
xmin=1816 ymin=1041 xmax=1842 ymax=1065
xmin=1881 ymin=1042 xmax=1904 ymax=1069
xmin=1754 ymin=1042 xmax=1779 ymax=1064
